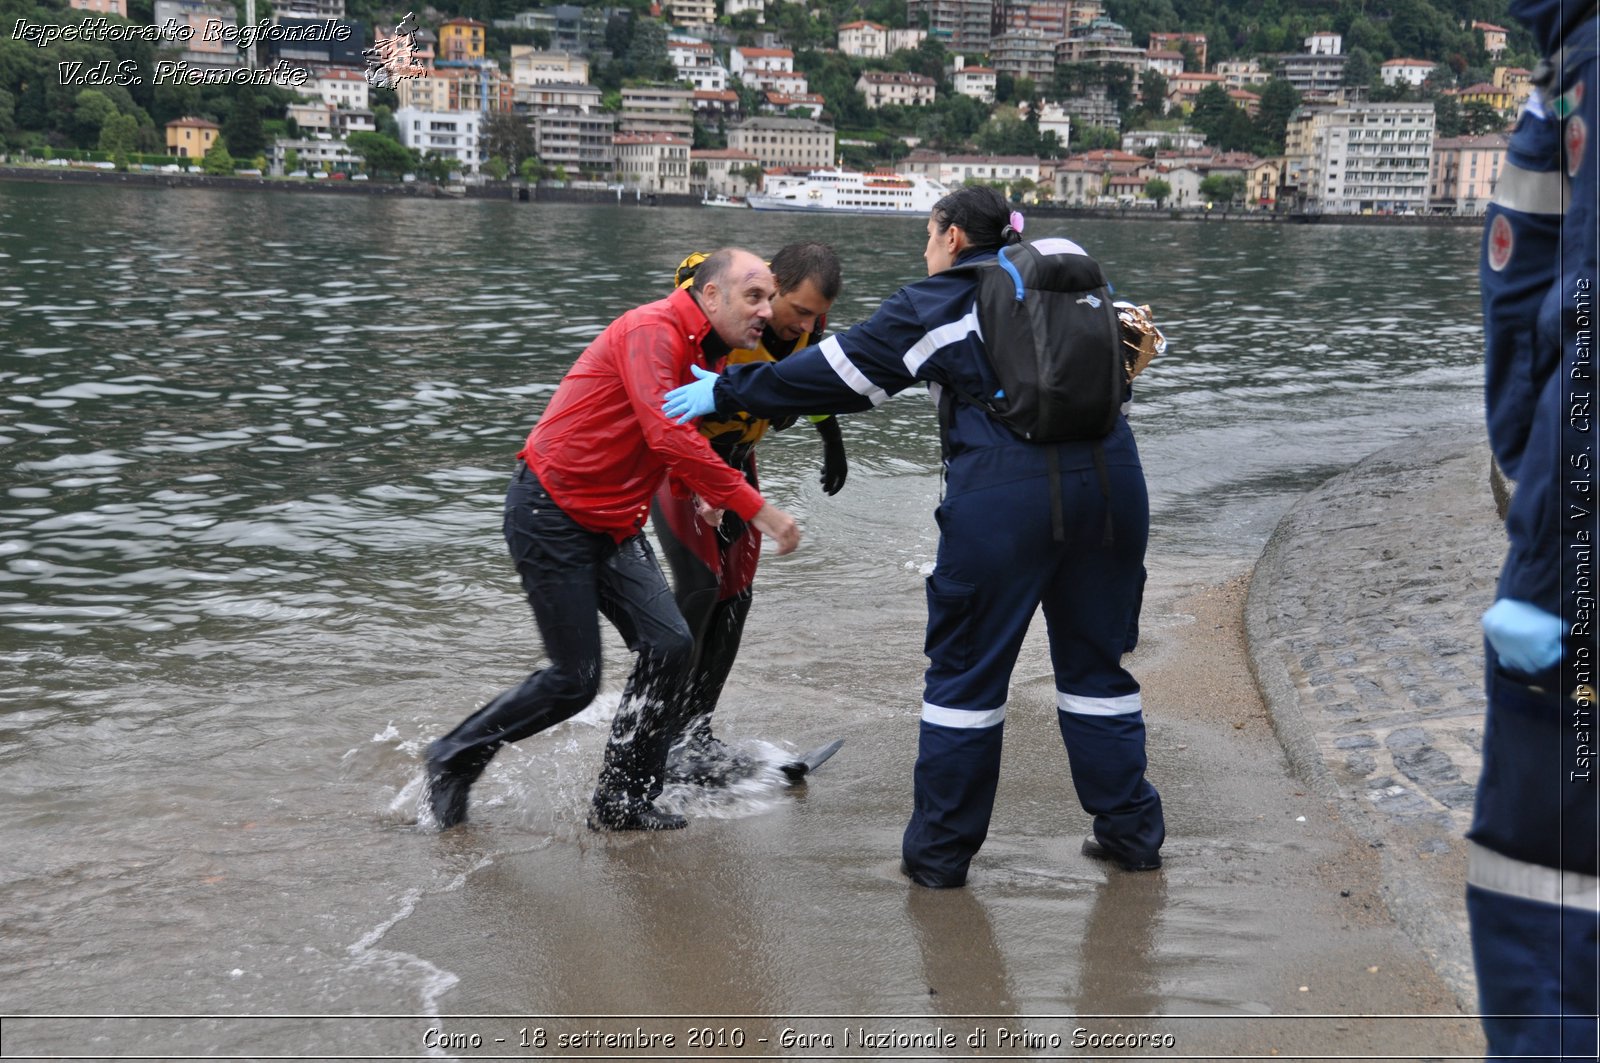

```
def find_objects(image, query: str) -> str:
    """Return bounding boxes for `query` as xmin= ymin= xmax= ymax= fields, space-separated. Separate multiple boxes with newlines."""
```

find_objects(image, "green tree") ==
xmin=201 ymin=134 xmax=234 ymax=175
xmin=1461 ymin=99 xmax=1509 ymax=134
xmin=1144 ymin=177 xmax=1172 ymax=207
xmin=1189 ymin=82 xmax=1255 ymax=151
xmin=1251 ymin=78 xmax=1300 ymax=155
xmin=484 ymin=156 xmax=509 ymax=180
xmin=285 ymin=147 xmax=300 ymax=173
xmin=71 ymin=89 xmax=118 ymax=148
xmin=97 ymin=110 xmax=137 ymax=159
xmin=0 ymin=88 xmax=17 ymax=146
xmin=1139 ymin=69 xmax=1168 ymax=117
xmin=346 ymin=131 xmax=415 ymax=178
xmin=1199 ymin=173 xmax=1246 ymax=205
xmin=222 ymin=87 xmax=265 ymax=160
xmin=1343 ymin=48 xmax=1375 ymax=90
xmin=481 ymin=111 xmax=535 ymax=171
xmin=419 ymin=151 xmax=457 ymax=182
xmin=518 ymin=156 xmax=542 ymax=182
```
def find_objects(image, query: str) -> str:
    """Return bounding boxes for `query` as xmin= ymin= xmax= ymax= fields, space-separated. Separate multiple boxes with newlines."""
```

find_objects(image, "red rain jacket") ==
xmin=517 ymin=287 xmax=765 ymax=542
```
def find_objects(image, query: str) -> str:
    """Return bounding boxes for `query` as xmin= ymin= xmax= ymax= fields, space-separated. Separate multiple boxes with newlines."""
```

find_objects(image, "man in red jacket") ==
xmin=424 ymin=248 xmax=802 ymax=832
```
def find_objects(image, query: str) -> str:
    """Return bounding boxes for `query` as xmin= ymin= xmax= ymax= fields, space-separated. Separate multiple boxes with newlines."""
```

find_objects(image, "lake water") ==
xmin=0 ymin=182 xmax=1488 ymax=1057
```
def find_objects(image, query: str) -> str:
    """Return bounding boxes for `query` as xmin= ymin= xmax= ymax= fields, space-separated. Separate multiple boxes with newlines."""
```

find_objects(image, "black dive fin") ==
xmin=779 ymin=738 xmax=844 ymax=783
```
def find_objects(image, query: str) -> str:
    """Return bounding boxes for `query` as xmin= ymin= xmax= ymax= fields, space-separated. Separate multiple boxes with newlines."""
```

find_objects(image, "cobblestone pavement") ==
xmin=1246 ymin=423 xmax=1501 ymax=1010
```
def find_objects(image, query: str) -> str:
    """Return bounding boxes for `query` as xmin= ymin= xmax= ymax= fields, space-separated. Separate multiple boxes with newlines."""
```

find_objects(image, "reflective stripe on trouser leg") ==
xmin=1058 ymin=691 xmax=1165 ymax=857
xmin=1467 ymin=879 xmax=1600 ymax=1061
xmin=902 ymin=703 xmax=1006 ymax=887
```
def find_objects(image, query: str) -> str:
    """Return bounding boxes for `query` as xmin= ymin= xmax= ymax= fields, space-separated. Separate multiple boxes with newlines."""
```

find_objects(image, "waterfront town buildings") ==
xmin=21 ymin=0 xmax=1515 ymax=213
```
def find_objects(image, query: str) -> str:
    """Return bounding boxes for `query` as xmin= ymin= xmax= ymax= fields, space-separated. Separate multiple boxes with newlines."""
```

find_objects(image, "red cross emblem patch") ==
xmin=1488 ymin=213 xmax=1514 ymax=272
xmin=1569 ymin=115 xmax=1588 ymax=177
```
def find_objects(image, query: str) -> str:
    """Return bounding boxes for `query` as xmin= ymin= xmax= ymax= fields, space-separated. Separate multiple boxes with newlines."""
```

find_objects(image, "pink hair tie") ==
xmin=1008 ymin=210 xmax=1025 ymax=234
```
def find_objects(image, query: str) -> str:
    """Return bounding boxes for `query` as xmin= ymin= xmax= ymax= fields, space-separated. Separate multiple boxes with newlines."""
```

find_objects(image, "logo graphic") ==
xmin=363 ymin=12 xmax=425 ymax=87
xmin=1554 ymin=79 xmax=1586 ymax=119
xmin=1569 ymin=115 xmax=1588 ymax=177
xmin=1077 ymin=294 xmax=1102 ymax=308
xmin=1488 ymin=212 xmax=1514 ymax=272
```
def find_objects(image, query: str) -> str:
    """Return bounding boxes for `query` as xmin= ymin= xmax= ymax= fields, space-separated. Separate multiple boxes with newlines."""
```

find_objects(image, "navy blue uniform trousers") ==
xmin=902 ymin=450 xmax=1165 ymax=886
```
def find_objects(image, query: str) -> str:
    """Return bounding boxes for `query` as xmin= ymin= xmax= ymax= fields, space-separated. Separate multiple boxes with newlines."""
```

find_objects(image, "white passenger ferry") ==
xmin=746 ymin=167 xmax=951 ymax=214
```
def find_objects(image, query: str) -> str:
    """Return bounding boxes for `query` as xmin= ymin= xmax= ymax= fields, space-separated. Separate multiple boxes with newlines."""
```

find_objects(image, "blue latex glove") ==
xmin=1482 ymin=598 xmax=1564 ymax=674
xmin=664 ymin=364 xmax=720 ymax=424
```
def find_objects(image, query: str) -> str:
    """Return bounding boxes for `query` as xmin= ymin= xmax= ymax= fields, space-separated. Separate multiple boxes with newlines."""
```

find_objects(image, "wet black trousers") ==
xmin=429 ymin=464 xmax=697 ymax=804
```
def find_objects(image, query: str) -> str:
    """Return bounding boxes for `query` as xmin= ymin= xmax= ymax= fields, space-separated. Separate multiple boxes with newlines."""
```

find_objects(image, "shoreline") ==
xmin=0 ymin=164 xmax=1483 ymax=226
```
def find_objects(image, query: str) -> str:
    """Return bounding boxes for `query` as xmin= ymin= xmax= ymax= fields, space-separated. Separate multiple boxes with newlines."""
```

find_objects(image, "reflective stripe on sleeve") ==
xmin=902 ymin=307 xmax=981 ymax=377
xmin=921 ymin=701 xmax=1006 ymax=729
xmin=1468 ymin=840 xmax=1600 ymax=913
xmin=1057 ymin=690 xmax=1143 ymax=716
xmin=820 ymin=334 xmax=891 ymax=406
xmin=1492 ymin=164 xmax=1570 ymax=214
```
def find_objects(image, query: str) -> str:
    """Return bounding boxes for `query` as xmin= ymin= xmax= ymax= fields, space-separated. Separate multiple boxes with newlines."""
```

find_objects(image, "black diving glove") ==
xmin=814 ymin=415 xmax=847 ymax=495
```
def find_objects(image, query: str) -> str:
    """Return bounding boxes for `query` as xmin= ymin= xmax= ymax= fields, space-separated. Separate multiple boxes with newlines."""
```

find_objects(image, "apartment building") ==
xmin=396 ymin=106 xmax=484 ymax=171
xmin=726 ymin=116 xmax=834 ymax=169
xmin=668 ymin=40 xmax=728 ymax=91
xmin=1430 ymin=133 xmax=1508 ymax=215
xmin=691 ymin=147 xmax=762 ymax=196
xmin=617 ymin=84 xmax=696 ymax=141
xmin=856 ymin=71 xmax=936 ymax=108
xmin=1381 ymin=58 xmax=1436 ymax=87
xmin=1293 ymin=101 xmax=1436 ymax=214
xmin=534 ymin=109 xmax=615 ymax=177
xmin=615 ymin=133 xmax=690 ymax=194
xmin=1147 ymin=31 xmax=1206 ymax=70
xmin=990 ymin=31 xmax=1055 ymax=83
xmin=511 ymin=47 xmax=590 ymax=87
xmin=838 ymin=21 xmax=888 ymax=58
xmin=950 ymin=58 xmax=997 ymax=103
xmin=905 ymin=0 xmax=994 ymax=53
xmin=310 ymin=68 xmax=369 ymax=110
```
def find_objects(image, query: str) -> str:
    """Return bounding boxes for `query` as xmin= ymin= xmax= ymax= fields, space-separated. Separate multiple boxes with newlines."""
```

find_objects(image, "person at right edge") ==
xmin=664 ymin=186 xmax=1165 ymax=886
xmin=1470 ymin=1 xmax=1599 ymax=1059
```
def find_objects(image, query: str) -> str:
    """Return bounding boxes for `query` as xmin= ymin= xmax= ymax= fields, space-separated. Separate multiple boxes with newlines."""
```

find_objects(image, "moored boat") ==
xmin=746 ymin=168 xmax=951 ymax=214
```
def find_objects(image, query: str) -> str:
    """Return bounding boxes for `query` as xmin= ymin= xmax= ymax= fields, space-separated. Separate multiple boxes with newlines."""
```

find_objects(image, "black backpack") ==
xmin=937 ymin=238 xmax=1127 ymax=543
xmin=938 ymin=238 xmax=1124 ymax=443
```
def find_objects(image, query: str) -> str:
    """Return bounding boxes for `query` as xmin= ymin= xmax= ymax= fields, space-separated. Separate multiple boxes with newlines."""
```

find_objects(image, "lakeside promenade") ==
xmin=1247 ymin=423 xmax=1500 ymax=1008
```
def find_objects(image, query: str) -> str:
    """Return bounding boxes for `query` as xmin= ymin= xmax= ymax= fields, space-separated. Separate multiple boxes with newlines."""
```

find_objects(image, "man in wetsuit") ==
xmin=423 ymin=248 xmax=802 ymax=833
xmin=653 ymin=243 xmax=845 ymax=784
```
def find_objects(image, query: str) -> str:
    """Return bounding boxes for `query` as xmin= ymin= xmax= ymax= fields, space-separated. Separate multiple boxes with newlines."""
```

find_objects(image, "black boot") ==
xmin=665 ymin=719 xmax=759 ymax=787
xmin=424 ymin=739 xmax=498 ymax=830
xmin=586 ymin=788 xmax=687 ymax=831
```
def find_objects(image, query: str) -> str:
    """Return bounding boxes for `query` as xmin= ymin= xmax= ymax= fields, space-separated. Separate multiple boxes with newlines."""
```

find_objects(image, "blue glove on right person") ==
xmin=1482 ymin=598 xmax=1564 ymax=674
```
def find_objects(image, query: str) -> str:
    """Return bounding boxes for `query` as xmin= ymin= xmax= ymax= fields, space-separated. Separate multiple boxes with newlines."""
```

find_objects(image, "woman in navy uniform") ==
xmin=664 ymin=186 xmax=1164 ymax=886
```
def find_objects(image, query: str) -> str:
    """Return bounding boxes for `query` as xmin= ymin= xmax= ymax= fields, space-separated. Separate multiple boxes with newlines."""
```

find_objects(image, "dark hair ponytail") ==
xmin=930 ymin=185 xmax=1023 ymax=253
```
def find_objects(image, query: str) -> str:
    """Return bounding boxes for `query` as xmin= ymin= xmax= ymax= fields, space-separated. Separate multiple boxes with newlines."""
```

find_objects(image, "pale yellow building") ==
xmin=165 ymin=116 xmax=220 ymax=158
